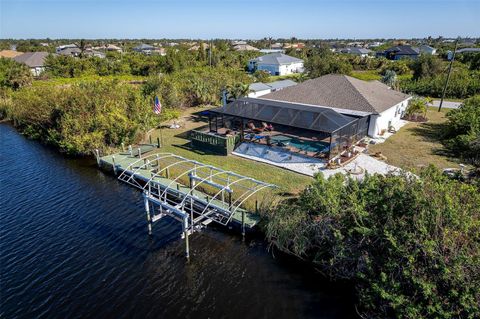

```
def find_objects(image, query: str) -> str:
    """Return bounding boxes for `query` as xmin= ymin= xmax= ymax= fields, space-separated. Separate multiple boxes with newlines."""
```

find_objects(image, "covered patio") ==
xmin=205 ymin=98 xmax=370 ymax=159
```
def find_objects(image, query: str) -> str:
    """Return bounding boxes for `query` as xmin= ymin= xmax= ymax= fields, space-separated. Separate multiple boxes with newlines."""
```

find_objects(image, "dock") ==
xmin=96 ymin=144 xmax=276 ymax=258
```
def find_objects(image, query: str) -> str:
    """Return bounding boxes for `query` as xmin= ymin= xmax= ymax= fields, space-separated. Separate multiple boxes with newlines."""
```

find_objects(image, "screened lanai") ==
xmin=207 ymin=97 xmax=370 ymax=159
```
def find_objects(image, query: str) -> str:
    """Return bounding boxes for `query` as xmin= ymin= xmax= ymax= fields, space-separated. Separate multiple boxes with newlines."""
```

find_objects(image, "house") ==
xmin=13 ymin=52 xmax=49 ymax=76
xmin=448 ymin=48 xmax=480 ymax=60
xmin=259 ymin=49 xmax=285 ymax=54
xmin=339 ymin=47 xmax=372 ymax=58
xmin=248 ymin=53 xmax=304 ymax=76
xmin=57 ymin=47 xmax=81 ymax=57
xmin=56 ymin=44 xmax=78 ymax=54
xmin=377 ymin=45 xmax=420 ymax=60
xmin=93 ymin=44 xmax=123 ymax=52
xmin=418 ymin=45 xmax=437 ymax=55
xmin=133 ymin=43 xmax=164 ymax=55
xmin=247 ymin=79 xmax=297 ymax=98
xmin=233 ymin=44 xmax=259 ymax=51
xmin=0 ymin=50 xmax=24 ymax=58
xmin=259 ymin=74 xmax=412 ymax=137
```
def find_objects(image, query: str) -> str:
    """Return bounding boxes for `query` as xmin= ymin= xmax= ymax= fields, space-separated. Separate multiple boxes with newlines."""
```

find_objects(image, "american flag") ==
xmin=154 ymin=96 xmax=162 ymax=114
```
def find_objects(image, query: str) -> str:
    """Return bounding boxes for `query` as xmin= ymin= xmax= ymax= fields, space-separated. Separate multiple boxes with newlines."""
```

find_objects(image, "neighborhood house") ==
xmin=13 ymin=52 xmax=49 ymax=76
xmin=248 ymin=53 xmax=304 ymax=76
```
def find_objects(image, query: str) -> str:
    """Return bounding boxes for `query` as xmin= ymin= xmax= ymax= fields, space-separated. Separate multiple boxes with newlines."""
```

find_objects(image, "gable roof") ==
xmin=0 ymin=50 xmax=24 ymax=58
xmin=341 ymin=47 xmax=372 ymax=55
xmin=250 ymin=53 xmax=303 ymax=65
xmin=385 ymin=45 xmax=419 ymax=55
xmin=260 ymin=74 xmax=410 ymax=115
xmin=233 ymin=44 xmax=259 ymax=51
xmin=13 ymin=52 xmax=49 ymax=67
xmin=134 ymin=43 xmax=155 ymax=50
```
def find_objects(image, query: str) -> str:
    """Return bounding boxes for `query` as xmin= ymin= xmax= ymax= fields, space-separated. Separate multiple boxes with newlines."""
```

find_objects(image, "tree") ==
xmin=0 ymin=58 xmax=33 ymax=90
xmin=443 ymin=95 xmax=480 ymax=166
xmin=411 ymin=54 xmax=443 ymax=80
xmin=405 ymin=96 xmax=430 ymax=119
xmin=305 ymin=54 xmax=352 ymax=78
xmin=381 ymin=69 xmax=397 ymax=88
xmin=226 ymin=82 xmax=250 ymax=100
xmin=266 ymin=168 xmax=480 ymax=318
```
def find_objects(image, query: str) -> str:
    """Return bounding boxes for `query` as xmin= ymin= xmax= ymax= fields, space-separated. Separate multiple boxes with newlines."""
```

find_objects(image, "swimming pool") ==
xmin=270 ymin=135 xmax=330 ymax=153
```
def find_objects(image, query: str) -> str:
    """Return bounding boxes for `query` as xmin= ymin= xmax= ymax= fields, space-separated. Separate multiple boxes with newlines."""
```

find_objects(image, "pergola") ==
xmin=209 ymin=97 xmax=370 ymax=158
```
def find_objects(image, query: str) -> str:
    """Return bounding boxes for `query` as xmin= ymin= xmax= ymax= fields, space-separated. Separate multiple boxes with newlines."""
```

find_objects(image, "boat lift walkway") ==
xmin=96 ymin=144 xmax=276 ymax=258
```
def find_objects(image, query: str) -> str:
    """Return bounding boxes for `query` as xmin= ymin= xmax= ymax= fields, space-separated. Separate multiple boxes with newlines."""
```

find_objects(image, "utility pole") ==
xmin=438 ymin=38 xmax=458 ymax=112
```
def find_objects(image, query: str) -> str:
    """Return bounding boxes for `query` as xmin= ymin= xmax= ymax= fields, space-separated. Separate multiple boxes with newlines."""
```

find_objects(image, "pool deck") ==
xmin=98 ymin=150 xmax=261 ymax=228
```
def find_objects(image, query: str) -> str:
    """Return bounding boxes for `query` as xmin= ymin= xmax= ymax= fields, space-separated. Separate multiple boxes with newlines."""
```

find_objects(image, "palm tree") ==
xmin=226 ymin=83 xmax=250 ymax=100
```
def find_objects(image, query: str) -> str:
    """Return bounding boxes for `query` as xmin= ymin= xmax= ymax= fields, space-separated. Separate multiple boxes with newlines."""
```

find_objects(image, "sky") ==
xmin=0 ymin=0 xmax=479 ymax=39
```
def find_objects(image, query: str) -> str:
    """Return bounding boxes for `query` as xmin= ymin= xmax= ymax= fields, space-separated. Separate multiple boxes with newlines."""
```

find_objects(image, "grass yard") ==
xmin=148 ymin=107 xmax=313 ymax=195
xmin=369 ymin=107 xmax=461 ymax=170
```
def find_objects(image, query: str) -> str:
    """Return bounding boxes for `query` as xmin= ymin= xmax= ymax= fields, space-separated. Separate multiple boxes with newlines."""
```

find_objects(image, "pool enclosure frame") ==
xmin=208 ymin=98 xmax=370 ymax=159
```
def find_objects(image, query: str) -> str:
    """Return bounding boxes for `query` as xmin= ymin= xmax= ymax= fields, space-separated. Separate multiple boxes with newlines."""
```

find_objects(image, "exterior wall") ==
xmin=367 ymin=98 xmax=411 ymax=137
xmin=30 ymin=67 xmax=45 ymax=77
xmin=256 ymin=62 xmax=304 ymax=75
xmin=248 ymin=89 xmax=272 ymax=98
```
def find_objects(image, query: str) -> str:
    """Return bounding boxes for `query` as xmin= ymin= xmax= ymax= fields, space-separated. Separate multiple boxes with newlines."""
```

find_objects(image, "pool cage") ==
xmin=209 ymin=98 xmax=370 ymax=159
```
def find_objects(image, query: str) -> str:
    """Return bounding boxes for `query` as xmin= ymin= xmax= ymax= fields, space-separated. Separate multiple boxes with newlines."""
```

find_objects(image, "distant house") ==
xmin=233 ymin=44 xmax=259 ymax=51
xmin=13 ymin=52 xmax=49 ymax=76
xmin=248 ymin=79 xmax=297 ymax=98
xmin=377 ymin=45 xmax=420 ymax=60
xmin=448 ymin=48 xmax=480 ymax=60
xmin=248 ymin=53 xmax=304 ymax=76
xmin=57 ymin=47 xmax=81 ymax=57
xmin=339 ymin=47 xmax=372 ymax=58
xmin=259 ymin=74 xmax=412 ymax=137
xmin=259 ymin=49 xmax=285 ymax=54
xmin=133 ymin=43 xmax=164 ymax=55
xmin=94 ymin=44 xmax=123 ymax=52
xmin=56 ymin=44 xmax=78 ymax=54
xmin=418 ymin=45 xmax=437 ymax=55
xmin=0 ymin=50 xmax=24 ymax=58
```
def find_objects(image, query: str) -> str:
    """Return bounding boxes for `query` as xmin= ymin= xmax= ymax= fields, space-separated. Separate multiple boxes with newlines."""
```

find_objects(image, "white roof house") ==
xmin=248 ymin=79 xmax=298 ymax=98
xmin=418 ymin=45 xmax=437 ymax=55
xmin=248 ymin=53 xmax=304 ymax=76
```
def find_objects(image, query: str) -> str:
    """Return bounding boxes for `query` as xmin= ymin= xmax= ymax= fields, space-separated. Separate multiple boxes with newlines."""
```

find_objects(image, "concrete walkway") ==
xmin=428 ymin=100 xmax=462 ymax=109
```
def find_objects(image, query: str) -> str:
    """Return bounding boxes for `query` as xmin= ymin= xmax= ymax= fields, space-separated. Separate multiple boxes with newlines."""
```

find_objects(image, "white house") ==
xmin=248 ymin=79 xmax=297 ymax=98
xmin=259 ymin=74 xmax=412 ymax=138
xmin=248 ymin=53 xmax=304 ymax=76
xmin=418 ymin=45 xmax=437 ymax=55
xmin=13 ymin=52 xmax=49 ymax=76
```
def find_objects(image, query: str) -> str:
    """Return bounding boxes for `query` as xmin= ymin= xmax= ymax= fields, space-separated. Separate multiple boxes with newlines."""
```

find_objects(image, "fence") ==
xmin=189 ymin=130 xmax=240 ymax=155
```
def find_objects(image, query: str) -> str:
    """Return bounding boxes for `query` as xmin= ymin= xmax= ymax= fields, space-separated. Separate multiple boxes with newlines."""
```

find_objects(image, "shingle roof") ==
xmin=13 ymin=52 xmax=49 ymax=67
xmin=0 ymin=50 xmax=24 ymax=58
xmin=343 ymin=47 xmax=372 ymax=55
xmin=250 ymin=53 xmax=303 ymax=65
xmin=385 ymin=45 xmax=419 ymax=55
xmin=260 ymin=74 xmax=411 ymax=115
xmin=134 ymin=43 xmax=155 ymax=50
xmin=233 ymin=44 xmax=259 ymax=51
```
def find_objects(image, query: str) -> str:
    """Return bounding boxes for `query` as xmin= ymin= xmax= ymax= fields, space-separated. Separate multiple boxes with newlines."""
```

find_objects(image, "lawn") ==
xmin=369 ymin=107 xmax=460 ymax=170
xmin=148 ymin=107 xmax=313 ymax=195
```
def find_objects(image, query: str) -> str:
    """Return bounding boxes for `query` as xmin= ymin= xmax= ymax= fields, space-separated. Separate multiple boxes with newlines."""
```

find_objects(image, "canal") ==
xmin=0 ymin=124 xmax=356 ymax=319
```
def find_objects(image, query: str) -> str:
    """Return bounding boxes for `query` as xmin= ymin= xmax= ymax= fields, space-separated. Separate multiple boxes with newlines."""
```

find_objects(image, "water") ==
xmin=0 ymin=124 xmax=355 ymax=319
xmin=271 ymin=135 xmax=329 ymax=153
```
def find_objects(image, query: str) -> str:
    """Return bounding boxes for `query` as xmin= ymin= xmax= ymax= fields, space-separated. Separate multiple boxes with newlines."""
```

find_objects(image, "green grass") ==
xmin=351 ymin=70 xmax=381 ymax=81
xmin=147 ymin=107 xmax=312 ymax=195
xmin=267 ymin=73 xmax=302 ymax=82
xmin=369 ymin=107 xmax=462 ymax=170
xmin=32 ymin=74 xmax=147 ymax=87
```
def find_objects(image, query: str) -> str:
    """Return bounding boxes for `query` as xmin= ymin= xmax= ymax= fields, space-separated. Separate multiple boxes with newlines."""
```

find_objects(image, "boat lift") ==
xmin=110 ymin=152 xmax=276 ymax=259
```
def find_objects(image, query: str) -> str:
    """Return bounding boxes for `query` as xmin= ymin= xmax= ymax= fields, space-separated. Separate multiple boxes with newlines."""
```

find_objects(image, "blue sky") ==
xmin=1 ymin=0 xmax=478 ymax=39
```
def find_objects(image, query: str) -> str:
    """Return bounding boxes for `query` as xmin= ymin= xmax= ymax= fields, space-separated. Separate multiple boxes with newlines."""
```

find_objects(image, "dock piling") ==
xmin=184 ymin=217 xmax=190 ymax=259
xmin=157 ymin=137 xmax=160 ymax=148
xmin=112 ymin=156 xmax=117 ymax=175
xmin=95 ymin=149 xmax=100 ymax=166
xmin=143 ymin=192 xmax=152 ymax=236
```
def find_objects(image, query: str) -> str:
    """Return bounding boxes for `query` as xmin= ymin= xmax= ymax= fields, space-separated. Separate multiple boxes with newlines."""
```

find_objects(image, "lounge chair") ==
xmin=262 ymin=122 xmax=274 ymax=131
xmin=247 ymin=122 xmax=264 ymax=133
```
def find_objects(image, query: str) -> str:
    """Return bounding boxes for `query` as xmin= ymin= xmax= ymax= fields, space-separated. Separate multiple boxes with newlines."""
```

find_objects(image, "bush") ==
xmin=266 ymin=168 xmax=480 ymax=318
xmin=443 ymin=95 xmax=480 ymax=166
xmin=1 ymin=81 xmax=160 ymax=155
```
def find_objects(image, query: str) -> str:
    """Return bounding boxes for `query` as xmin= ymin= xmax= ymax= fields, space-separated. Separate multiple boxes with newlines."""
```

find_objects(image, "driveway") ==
xmin=428 ymin=100 xmax=462 ymax=109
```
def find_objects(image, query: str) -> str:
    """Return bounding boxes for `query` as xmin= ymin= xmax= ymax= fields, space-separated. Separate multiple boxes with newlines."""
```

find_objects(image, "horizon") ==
xmin=1 ymin=0 xmax=479 ymax=39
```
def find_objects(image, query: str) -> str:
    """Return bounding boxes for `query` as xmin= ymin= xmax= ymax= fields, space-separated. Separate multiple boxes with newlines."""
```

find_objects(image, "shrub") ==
xmin=266 ymin=168 xmax=480 ymax=318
